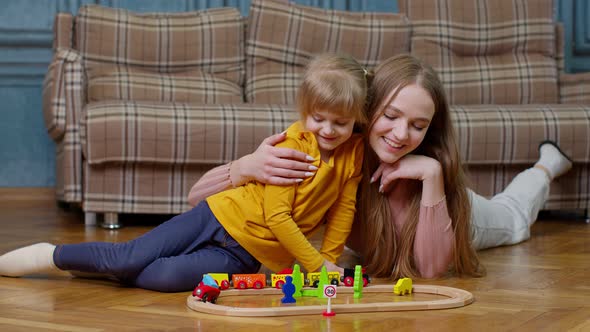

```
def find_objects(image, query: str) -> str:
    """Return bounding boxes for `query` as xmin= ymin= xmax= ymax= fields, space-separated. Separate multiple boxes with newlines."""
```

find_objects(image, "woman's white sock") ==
xmin=534 ymin=141 xmax=573 ymax=180
xmin=0 ymin=243 xmax=58 ymax=277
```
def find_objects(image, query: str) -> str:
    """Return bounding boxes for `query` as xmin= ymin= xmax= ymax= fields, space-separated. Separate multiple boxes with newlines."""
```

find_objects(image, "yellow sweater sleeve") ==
xmin=320 ymin=138 xmax=364 ymax=262
xmin=262 ymin=137 xmax=324 ymax=273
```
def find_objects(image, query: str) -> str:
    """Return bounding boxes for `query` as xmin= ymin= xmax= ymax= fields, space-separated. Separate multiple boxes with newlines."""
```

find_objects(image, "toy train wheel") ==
xmin=220 ymin=280 xmax=230 ymax=290
xmin=363 ymin=278 xmax=369 ymax=287
xmin=330 ymin=279 xmax=339 ymax=285
xmin=343 ymin=276 xmax=354 ymax=286
xmin=253 ymin=280 xmax=264 ymax=289
xmin=200 ymin=294 xmax=208 ymax=303
xmin=275 ymin=280 xmax=285 ymax=289
xmin=237 ymin=281 xmax=247 ymax=289
xmin=312 ymin=280 xmax=319 ymax=288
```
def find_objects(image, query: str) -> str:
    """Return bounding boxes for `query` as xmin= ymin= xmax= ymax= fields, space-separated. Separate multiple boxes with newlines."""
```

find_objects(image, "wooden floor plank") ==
xmin=0 ymin=188 xmax=589 ymax=331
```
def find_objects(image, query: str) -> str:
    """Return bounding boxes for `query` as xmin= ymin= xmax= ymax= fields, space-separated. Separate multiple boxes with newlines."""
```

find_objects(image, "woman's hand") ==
xmin=232 ymin=132 xmax=317 ymax=186
xmin=371 ymin=155 xmax=445 ymax=206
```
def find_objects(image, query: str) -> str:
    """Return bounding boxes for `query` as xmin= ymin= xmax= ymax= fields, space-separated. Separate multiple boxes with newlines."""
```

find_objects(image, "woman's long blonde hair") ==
xmin=357 ymin=54 xmax=483 ymax=279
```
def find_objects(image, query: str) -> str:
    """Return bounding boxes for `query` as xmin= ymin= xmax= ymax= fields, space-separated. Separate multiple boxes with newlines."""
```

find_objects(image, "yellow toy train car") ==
xmin=306 ymin=271 xmax=340 ymax=287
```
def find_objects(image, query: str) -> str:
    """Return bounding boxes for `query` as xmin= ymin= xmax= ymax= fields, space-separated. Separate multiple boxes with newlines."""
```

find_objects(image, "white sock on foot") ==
xmin=535 ymin=142 xmax=573 ymax=180
xmin=0 ymin=243 xmax=58 ymax=277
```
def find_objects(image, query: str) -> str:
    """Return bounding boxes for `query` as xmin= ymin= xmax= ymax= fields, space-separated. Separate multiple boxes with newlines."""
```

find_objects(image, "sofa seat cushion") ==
xmin=76 ymin=5 xmax=245 ymax=86
xmin=400 ymin=0 xmax=558 ymax=105
xmin=87 ymin=66 xmax=243 ymax=103
xmin=245 ymin=0 xmax=411 ymax=104
xmin=453 ymin=104 xmax=590 ymax=165
xmin=81 ymin=101 xmax=298 ymax=165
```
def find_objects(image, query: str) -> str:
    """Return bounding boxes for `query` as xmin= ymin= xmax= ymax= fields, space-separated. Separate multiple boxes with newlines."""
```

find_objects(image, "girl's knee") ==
xmin=134 ymin=264 xmax=199 ymax=292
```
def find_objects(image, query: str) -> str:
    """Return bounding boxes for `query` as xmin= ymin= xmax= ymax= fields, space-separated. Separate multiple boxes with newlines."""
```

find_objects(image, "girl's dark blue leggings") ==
xmin=53 ymin=201 xmax=260 ymax=292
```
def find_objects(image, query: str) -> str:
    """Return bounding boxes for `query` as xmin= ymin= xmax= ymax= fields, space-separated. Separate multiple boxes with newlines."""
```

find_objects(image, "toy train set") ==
xmin=187 ymin=265 xmax=475 ymax=316
xmin=192 ymin=267 xmax=371 ymax=303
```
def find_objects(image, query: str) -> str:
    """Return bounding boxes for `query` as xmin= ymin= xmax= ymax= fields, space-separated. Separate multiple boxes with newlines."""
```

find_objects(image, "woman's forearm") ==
xmin=187 ymin=163 xmax=234 ymax=207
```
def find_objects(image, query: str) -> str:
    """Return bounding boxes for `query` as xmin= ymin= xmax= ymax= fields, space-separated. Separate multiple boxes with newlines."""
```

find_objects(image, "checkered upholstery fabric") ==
xmin=42 ymin=49 xmax=85 ymax=202
xmin=76 ymin=5 xmax=245 ymax=86
xmin=559 ymin=73 xmax=590 ymax=104
xmin=245 ymin=0 xmax=411 ymax=103
xmin=83 ymin=163 xmax=220 ymax=214
xmin=399 ymin=0 xmax=559 ymax=104
xmin=81 ymin=102 xmax=298 ymax=165
xmin=86 ymin=66 xmax=243 ymax=103
xmin=452 ymin=104 xmax=589 ymax=164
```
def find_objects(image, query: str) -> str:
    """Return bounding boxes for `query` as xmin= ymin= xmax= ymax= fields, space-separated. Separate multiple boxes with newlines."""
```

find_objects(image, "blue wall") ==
xmin=0 ymin=0 xmax=584 ymax=187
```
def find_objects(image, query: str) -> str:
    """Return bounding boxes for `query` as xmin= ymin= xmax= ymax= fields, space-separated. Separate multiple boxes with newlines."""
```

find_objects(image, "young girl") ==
xmin=187 ymin=54 xmax=573 ymax=280
xmin=0 ymin=53 xmax=369 ymax=291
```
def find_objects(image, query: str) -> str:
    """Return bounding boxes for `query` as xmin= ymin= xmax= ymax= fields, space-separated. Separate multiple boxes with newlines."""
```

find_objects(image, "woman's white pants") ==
xmin=470 ymin=167 xmax=550 ymax=250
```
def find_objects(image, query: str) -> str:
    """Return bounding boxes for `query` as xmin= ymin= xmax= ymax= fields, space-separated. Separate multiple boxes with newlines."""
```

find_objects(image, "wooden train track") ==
xmin=186 ymin=284 xmax=474 ymax=317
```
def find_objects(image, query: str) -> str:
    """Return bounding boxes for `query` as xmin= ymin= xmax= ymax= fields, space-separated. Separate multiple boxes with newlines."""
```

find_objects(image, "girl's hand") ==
xmin=371 ymin=155 xmax=442 ymax=193
xmin=233 ymin=132 xmax=317 ymax=186
xmin=322 ymin=260 xmax=344 ymax=275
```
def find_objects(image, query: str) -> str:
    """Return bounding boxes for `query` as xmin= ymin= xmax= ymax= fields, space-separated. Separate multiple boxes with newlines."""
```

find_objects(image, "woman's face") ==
xmin=369 ymin=84 xmax=436 ymax=164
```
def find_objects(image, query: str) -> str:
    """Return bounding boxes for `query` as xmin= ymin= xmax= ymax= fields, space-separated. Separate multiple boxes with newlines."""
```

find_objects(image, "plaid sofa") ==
xmin=43 ymin=0 xmax=590 ymax=226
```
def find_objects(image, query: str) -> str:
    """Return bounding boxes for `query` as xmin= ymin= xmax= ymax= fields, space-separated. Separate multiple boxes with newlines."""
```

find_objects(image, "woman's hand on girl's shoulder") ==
xmin=372 ymin=155 xmax=442 ymax=193
xmin=236 ymin=132 xmax=317 ymax=186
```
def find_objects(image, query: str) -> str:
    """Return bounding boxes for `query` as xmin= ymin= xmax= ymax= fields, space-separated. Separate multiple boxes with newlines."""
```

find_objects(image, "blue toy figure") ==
xmin=281 ymin=276 xmax=296 ymax=304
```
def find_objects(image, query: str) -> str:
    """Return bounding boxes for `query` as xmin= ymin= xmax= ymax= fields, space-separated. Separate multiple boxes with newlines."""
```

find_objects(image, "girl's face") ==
xmin=369 ymin=84 xmax=435 ymax=164
xmin=304 ymin=109 xmax=355 ymax=157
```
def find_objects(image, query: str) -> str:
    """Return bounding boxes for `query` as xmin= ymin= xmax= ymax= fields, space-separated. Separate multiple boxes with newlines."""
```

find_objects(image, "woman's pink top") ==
xmin=385 ymin=181 xmax=454 ymax=278
xmin=187 ymin=164 xmax=455 ymax=278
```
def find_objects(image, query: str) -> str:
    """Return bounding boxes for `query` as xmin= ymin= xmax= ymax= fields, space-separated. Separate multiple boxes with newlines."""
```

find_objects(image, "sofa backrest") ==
xmin=399 ymin=0 xmax=559 ymax=105
xmin=74 ymin=5 xmax=246 ymax=104
xmin=245 ymin=0 xmax=411 ymax=104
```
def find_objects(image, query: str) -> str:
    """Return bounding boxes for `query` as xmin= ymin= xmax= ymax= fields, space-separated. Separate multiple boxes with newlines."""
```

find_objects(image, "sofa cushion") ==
xmin=81 ymin=101 xmax=298 ymax=165
xmin=452 ymin=104 xmax=589 ymax=165
xmin=245 ymin=0 xmax=411 ymax=104
xmin=76 ymin=5 xmax=245 ymax=86
xmin=87 ymin=66 xmax=243 ymax=103
xmin=399 ymin=0 xmax=558 ymax=104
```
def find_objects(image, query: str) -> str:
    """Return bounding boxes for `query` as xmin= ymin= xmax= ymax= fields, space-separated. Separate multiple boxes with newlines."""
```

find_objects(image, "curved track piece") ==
xmin=186 ymin=284 xmax=474 ymax=317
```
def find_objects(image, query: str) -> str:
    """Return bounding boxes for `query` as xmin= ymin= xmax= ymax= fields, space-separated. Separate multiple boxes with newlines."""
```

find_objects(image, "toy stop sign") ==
xmin=323 ymin=285 xmax=337 ymax=298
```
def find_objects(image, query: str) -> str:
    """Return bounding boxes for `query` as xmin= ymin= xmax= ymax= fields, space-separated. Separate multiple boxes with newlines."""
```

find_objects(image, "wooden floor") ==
xmin=0 ymin=188 xmax=589 ymax=332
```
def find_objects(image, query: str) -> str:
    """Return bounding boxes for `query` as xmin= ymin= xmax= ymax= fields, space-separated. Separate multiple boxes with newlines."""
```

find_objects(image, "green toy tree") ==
xmin=316 ymin=266 xmax=330 ymax=298
xmin=353 ymin=265 xmax=363 ymax=299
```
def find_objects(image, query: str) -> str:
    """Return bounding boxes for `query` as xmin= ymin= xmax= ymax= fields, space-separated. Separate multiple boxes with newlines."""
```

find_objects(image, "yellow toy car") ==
xmin=393 ymin=277 xmax=413 ymax=295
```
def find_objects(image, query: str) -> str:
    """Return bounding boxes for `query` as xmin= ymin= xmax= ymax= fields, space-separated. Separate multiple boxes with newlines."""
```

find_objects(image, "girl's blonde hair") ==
xmin=357 ymin=54 xmax=483 ymax=279
xmin=297 ymin=53 xmax=369 ymax=126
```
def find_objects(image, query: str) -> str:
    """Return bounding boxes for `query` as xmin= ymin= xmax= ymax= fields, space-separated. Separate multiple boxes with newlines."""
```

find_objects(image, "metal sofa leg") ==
xmin=101 ymin=212 xmax=121 ymax=229
xmin=84 ymin=212 xmax=97 ymax=226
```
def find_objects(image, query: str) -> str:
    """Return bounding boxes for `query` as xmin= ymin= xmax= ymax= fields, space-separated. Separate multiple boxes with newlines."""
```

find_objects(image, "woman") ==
xmin=188 ymin=54 xmax=573 ymax=279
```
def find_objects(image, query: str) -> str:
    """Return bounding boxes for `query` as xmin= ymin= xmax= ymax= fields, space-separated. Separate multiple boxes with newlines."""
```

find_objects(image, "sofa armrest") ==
xmin=42 ymin=49 xmax=86 ymax=203
xmin=559 ymin=72 xmax=590 ymax=104
xmin=42 ymin=49 xmax=85 ymax=140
